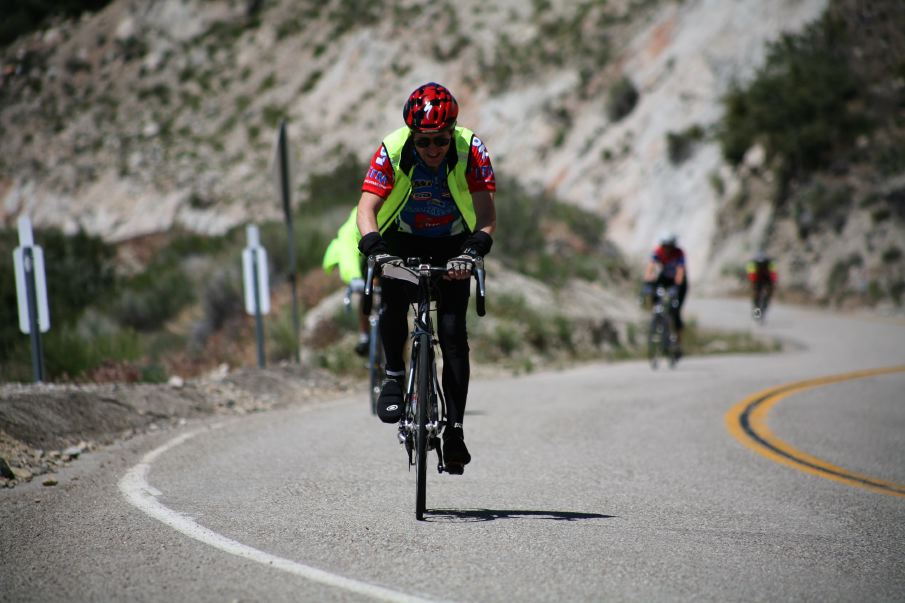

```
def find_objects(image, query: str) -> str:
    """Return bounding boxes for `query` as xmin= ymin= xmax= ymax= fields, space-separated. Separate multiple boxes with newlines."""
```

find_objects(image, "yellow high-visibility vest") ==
xmin=375 ymin=126 xmax=477 ymax=234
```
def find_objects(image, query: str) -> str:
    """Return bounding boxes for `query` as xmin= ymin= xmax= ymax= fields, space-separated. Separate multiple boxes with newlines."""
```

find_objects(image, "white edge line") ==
xmin=118 ymin=426 xmax=437 ymax=603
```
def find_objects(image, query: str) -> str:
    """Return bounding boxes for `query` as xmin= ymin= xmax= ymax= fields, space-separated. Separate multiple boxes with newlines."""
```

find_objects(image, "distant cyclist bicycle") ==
xmin=643 ymin=231 xmax=687 ymax=357
xmin=642 ymin=282 xmax=680 ymax=369
xmin=343 ymin=278 xmax=383 ymax=415
xmin=363 ymin=255 xmax=486 ymax=520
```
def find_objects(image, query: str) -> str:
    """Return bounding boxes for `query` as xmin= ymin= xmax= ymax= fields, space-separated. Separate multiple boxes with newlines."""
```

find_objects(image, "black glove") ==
xmin=460 ymin=231 xmax=493 ymax=258
xmin=358 ymin=232 xmax=388 ymax=257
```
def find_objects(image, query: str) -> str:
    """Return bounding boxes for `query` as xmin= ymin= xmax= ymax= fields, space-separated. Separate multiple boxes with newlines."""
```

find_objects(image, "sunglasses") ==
xmin=413 ymin=135 xmax=451 ymax=148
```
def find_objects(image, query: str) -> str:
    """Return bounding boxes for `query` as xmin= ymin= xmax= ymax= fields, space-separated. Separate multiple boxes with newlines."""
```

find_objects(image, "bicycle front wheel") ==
xmin=648 ymin=314 xmax=665 ymax=369
xmin=414 ymin=333 xmax=430 ymax=520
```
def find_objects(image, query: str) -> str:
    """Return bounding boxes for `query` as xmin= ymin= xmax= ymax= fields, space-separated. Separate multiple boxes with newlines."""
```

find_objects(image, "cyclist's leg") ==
xmin=436 ymin=278 xmax=471 ymax=428
xmin=379 ymin=278 xmax=410 ymax=376
xmin=374 ymin=277 xmax=410 ymax=422
xmin=674 ymin=280 xmax=687 ymax=349
xmin=435 ymin=258 xmax=472 ymax=469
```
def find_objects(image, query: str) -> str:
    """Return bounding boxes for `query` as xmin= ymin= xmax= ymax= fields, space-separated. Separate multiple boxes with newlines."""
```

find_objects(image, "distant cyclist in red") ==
xmin=355 ymin=82 xmax=496 ymax=474
xmin=643 ymin=231 xmax=688 ymax=354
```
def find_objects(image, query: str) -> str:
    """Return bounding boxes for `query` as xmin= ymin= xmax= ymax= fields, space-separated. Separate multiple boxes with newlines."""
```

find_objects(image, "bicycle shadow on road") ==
xmin=424 ymin=509 xmax=615 ymax=523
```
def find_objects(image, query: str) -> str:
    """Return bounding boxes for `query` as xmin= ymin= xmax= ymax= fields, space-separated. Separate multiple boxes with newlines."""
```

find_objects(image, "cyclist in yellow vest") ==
xmin=322 ymin=208 xmax=370 ymax=355
xmin=356 ymin=82 xmax=497 ymax=473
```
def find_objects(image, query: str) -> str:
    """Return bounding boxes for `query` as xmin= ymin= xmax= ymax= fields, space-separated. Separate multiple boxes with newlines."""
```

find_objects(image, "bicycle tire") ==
xmin=668 ymin=330 xmax=678 ymax=368
xmin=414 ymin=333 xmax=430 ymax=520
xmin=648 ymin=314 xmax=664 ymax=369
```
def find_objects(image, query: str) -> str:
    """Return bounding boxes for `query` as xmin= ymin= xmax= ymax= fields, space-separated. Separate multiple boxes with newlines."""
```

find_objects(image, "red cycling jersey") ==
xmin=652 ymin=245 xmax=686 ymax=281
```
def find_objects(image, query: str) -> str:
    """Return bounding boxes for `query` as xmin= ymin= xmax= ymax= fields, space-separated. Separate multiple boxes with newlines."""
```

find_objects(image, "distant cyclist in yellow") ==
xmin=322 ymin=208 xmax=370 ymax=356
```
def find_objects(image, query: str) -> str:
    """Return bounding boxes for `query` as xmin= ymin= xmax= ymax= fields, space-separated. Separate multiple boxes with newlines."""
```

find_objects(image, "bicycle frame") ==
xmin=344 ymin=279 xmax=385 ymax=415
xmin=648 ymin=285 xmax=679 ymax=369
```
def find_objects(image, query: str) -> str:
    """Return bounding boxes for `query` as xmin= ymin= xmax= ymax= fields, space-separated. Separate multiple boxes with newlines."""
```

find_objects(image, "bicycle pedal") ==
xmin=444 ymin=463 xmax=464 ymax=475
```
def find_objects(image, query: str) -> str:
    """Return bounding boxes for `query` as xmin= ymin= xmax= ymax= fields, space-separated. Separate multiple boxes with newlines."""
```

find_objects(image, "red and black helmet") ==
xmin=403 ymin=82 xmax=458 ymax=132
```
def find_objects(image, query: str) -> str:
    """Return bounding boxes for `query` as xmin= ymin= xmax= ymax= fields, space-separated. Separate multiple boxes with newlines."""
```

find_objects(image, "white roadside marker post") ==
xmin=12 ymin=217 xmax=51 ymax=382
xmin=242 ymin=225 xmax=270 ymax=368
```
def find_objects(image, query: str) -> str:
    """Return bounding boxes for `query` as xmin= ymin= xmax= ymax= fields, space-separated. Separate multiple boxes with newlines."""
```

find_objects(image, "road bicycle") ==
xmin=363 ymin=255 xmax=486 ymax=521
xmin=646 ymin=284 xmax=679 ymax=370
xmin=344 ymin=279 xmax=384 ymax=415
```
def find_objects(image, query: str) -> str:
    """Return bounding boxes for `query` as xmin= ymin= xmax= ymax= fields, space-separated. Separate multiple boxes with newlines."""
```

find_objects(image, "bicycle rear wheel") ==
xmin=368 ymin=318 xmax=383 ymax=415
xmin=667 ymin=322 xmax=678 ymax=369
xmin=414 ymin=333 xmax=430 ymax=520
xmin=757 ymin=289 xmax=769 ymax=323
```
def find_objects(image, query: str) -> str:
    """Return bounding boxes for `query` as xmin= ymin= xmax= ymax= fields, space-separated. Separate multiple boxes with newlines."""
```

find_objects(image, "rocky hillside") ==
xmin=0 ymin=0 xmax=901 ymax=302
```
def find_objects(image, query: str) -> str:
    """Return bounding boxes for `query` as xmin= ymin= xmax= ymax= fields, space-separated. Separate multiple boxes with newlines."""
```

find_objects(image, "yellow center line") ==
xmin=725 ymin=365 xmax=905 ymax=498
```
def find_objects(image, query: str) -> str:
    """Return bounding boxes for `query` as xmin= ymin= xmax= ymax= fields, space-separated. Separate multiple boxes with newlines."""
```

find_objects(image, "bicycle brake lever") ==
xmin=363 ymin=257 xmax=376 ymax=315
xmin=473 ymin=257 xmax=487 ymax=317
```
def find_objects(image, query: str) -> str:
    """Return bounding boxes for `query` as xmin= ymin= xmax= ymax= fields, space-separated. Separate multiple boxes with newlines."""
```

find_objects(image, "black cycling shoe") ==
xmin=376 ymin=378 xmax=404 ymax=423
xmin=443 ymin=426 xmax=471 ymax=473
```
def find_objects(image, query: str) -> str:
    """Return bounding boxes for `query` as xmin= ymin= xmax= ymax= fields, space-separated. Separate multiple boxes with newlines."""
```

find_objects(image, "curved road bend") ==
xmin=2 ymin=298 xmax=904 ymax=601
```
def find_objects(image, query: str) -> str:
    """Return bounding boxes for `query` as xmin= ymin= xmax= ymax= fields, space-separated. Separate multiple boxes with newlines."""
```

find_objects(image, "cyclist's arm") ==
xmin=675 ymin=265 xmax=685 ymax=285
xmin=643 ymin=260 xmax=658 ymax=282
xmin=356 ymin=191 xmax=384 ymax=237
xmin=472 ymin=190 xmax=496 ymax=237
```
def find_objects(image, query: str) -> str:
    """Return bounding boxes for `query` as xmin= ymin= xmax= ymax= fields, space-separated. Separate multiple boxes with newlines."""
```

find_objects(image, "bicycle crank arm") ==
xmin=435 ymin=441 xmax=445 ymax=474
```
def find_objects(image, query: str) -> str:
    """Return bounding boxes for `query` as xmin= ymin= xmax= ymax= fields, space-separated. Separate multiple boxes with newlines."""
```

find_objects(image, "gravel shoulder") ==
xmin=0 ymin=364 xmax=357 ymax=488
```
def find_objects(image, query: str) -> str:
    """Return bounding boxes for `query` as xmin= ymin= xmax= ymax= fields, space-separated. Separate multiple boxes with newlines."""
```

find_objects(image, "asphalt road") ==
xmin=2 ymin=298 xmax=904 ymax=602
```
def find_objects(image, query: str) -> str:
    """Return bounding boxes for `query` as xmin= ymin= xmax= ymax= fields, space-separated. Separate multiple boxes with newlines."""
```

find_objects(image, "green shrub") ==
xmin=718 ymin=13 xmax=869 ymax=182
xmin=890 ymin=280 xmax=905 ymax=305
xmin=492 ymin=175 xmax=618 ymax=285
xmin=262 ymin=104 xmax=288 ymax=128
xmin=113 ymin=269 xmax=195 ymax=331
xmin=303 ymin=153 xmax=367 ymax=213
xmin=268 ymin=306 xmax=300 ymax=362
xmin=492 ymin=326 xmax=519 ymax=357
xmin=792 ymin=181 xmax=852 ymax=234
xmin=667 ymin=125 xmax=705 ymax=165
xmin=0 ymin=227 xmax=117 ymax=365
xmin=43 ymin=324 xmax=143 ymax=381
xmin=549 ymin=202 xmax=605 ymax=248
xmin=117 ymin=36 xmax=147 ymax=62
xmin=200 ymin=268 xmax=243 ymax=332
xmin=827 ymin=260 xmax=850 ymax=296
xmin=0 ymin=0 xmax=113 ymax=47
xmin=607 ymin=76 xmax=639 ymax=122
xmin=882 ymin=246 xmax=902 ymax=264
